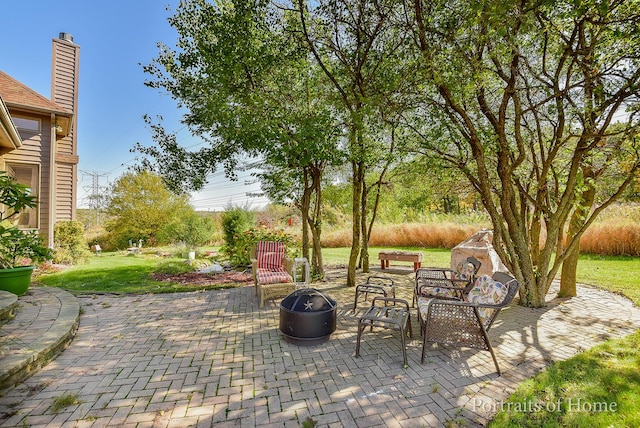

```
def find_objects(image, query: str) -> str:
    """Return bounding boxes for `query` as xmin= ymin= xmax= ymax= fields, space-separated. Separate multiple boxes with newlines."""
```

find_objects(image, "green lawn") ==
xmin=35 ymin=251 xmax=240 ymax=294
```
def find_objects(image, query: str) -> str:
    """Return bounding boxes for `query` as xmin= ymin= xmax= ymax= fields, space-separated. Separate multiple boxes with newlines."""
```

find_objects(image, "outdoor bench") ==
xmin=378 ymin=251 xmax=423 ymax=271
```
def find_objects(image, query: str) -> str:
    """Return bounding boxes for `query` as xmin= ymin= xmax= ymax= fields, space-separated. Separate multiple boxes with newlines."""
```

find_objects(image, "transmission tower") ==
xmin=80 ymin=170 xmax=109 ymax=227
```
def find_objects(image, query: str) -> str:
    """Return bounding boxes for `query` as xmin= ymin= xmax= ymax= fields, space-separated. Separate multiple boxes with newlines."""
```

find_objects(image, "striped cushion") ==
xmin=257 ymin=241 xmax=285 ymax=270
xmin=257 ymin=268 xmax=292 ymax=285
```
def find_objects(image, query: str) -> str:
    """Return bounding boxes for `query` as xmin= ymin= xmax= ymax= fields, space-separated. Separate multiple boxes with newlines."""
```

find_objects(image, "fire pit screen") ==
xmin=279 ymin=288 xmax=337 ymax=345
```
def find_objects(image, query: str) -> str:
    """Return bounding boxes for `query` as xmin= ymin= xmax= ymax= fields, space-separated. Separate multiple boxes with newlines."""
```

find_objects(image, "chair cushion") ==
xmin=420 ymin=284 xmax=456 ymax=299
xmin=257 ymin=241 xmax=285 ymax=270
xmin=257 ymin=267 xmax=293 ymax=285
xmin=465 ymin=275 xmax=507 ymax=327
xmin=454 ymin=261 xmax=476 ymax=281
xmin=417 ymin=297 xmax=434 ymax=321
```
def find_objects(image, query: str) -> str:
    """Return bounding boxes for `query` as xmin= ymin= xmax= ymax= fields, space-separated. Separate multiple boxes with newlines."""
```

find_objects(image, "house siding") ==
xmin=51 ymin=37 xmax=80 ymax=232
xmin=2 ymin=111 xmax=52 ymax=239
xmin=55 ymin=163 xmax=74 ymax=222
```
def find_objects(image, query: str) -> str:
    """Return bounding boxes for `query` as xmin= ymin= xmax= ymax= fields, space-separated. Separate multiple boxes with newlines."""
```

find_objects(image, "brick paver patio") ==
xmin=1 ymin=268 xmax=639 ymax=427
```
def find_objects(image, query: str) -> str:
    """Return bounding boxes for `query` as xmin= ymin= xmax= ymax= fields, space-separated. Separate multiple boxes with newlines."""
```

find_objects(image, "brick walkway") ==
xmin=1 ymin=269 xmax=639 ymax=427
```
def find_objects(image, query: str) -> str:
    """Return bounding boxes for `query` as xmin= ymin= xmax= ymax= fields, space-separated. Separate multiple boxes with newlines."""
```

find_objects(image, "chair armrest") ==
xmin=283 ymin=256 xmax=294 ymax=275
xmin=250 ymin=258 xmax=258 ymax=285
xmin=371 ymin=297 xmax=410 ymax=311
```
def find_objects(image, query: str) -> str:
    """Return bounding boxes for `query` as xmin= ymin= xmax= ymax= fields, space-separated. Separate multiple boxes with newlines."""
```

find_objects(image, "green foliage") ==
xmin=0 ymin=172 xmax=53 ymax=269
xmin=154 ymin=260 xmax=196 ymax=275
xmin=231 ymin=227 xmax=298 ymax=266
xmin=0 ymin=226 xmax=53 ymax=269
xmin=104 ymin=171 xmax=192 ymax=248
xmin=220 ymin=206 xmax=256 ymax=263
xmin=159 ymin=212 xmax=217 ymax=250
xmin=53 ymin=221 xmax=92 ymax=265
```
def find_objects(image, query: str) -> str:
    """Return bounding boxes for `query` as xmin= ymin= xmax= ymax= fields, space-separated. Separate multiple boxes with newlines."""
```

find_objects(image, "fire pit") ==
xmin=279 ymin=288 xmax=337 ymax=345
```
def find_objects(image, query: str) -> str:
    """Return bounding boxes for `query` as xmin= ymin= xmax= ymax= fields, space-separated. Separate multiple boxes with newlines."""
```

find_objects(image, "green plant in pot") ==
xmin=0 ymin=171 xmax=53 ymax=295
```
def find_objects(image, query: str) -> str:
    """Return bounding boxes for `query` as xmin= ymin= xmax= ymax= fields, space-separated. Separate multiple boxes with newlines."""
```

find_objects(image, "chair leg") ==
xmin=479 ymin=327 xmax=501 ymax=375
xmin=355 ymin=321 xmax=366 ymax=357
xmin=400 ymin=326 xmax=407 ymax=366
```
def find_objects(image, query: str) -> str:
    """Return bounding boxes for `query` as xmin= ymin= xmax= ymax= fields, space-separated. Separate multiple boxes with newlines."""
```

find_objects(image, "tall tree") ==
xmin=136 ymin=0 xmax=340 ymax=276
xmin=408 ymin=0 xmax=640 ymax=307
xmin=296 ymin=0 xmax=413 ymax=286
xmin=105 ymin=171 xmax=191 ymax=248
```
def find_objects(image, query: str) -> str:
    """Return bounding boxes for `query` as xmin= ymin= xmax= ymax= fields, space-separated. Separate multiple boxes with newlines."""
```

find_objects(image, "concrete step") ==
xmin=0 ymin=287 xmax=80 ymax=391
xmin=0 ymin=291 xmax=18 ymax=325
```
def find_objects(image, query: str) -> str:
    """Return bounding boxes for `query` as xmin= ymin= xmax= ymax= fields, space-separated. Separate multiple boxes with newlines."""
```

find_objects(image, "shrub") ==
xmin=220 ymin=207 xmax=256 ymax=262
xmin=159 ymin=212 xmax=217 ymax=250
xmin=231 ymin=227 xmax=298 ymax=266
xmin=54 ymin=220 xmax=92 ymax=265
xmin=154 ymin=260 xmax=196 ymax=275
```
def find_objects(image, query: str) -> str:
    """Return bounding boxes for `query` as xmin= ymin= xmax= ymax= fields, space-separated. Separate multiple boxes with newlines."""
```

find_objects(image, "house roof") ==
xmin=0 ymin=95 xmax=22 ymax=151
xmin=0 ymin=70 xmax=72 ymax=116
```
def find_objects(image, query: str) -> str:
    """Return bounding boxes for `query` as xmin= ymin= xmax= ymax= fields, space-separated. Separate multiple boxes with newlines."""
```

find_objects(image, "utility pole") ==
xmin=80 ymin=170 xmax=109 ymax=227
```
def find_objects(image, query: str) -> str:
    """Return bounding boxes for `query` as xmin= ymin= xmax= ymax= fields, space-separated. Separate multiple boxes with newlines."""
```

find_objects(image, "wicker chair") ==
xmin=412 ymin=256 xmax=481 ymax=307
xmin=250 ymin=241 xmax=294 ymax=308
xmin=417 ymin=271 xmax=520 ymax=375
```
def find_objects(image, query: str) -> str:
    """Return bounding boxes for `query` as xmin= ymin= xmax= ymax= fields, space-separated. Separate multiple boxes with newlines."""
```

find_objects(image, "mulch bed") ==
xmin=151 ymin=271 xmax=253 ymax=287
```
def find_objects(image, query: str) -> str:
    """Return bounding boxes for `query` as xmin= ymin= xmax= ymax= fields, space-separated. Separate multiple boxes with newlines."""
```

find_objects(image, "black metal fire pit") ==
xmin=279 ymin=288 xmax=337 ymax=345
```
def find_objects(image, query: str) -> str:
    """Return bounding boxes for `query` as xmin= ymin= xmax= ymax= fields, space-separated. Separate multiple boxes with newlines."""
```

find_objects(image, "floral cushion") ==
xmin=465 ymin=275 xmax=508 ymax=327
xmin=454 ymin=261 xmax=476 ymax=281
xmin=418 ymin=279 xmax=457 ymax=299
xmin=417 ymin=296 xmax=435 ymax=321
xmin=256 ymin=267 xmax=293 ymax=285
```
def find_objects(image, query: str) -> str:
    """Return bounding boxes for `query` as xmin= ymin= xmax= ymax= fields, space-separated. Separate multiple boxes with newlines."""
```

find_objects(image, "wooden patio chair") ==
xmin=412 ymin=256 xmax=481 ymax=307
xmin=250 ymin=241 xmax=295 ymax=308
xmin=416 ymin=271 xmax=520 ymax=375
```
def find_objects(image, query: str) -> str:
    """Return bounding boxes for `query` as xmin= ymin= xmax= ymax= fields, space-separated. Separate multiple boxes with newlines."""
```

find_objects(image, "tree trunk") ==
xmin=300 ymin=170 xmax=311 ymax=262
xmin=308 ymin=165 xmax=325 ymax=279
xmin=359 ymin=175 xmax=369 ymax=273
xmin=347 ymin=159 xmax=364 ymax=287
xmin=559 ymin=167 xmax=596 ymax=297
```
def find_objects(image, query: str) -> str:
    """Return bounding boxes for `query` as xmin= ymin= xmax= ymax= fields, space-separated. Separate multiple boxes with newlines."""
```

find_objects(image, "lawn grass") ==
xmin=488 ymin=330 xmax=640 ymax=427
xmin=572 ymin=254 xmax=640 ymax=305
xmin=34 ymin=251 xmax=240 ymax=294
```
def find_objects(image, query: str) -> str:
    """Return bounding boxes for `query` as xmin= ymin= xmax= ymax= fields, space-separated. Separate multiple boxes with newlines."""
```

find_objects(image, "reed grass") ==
xmin=320 ymin=214 xmax=640 ymax=256
xmin=580 ymin=222 xmax=640 ymax=256
xmin=321 ymin=222 xmax=485 ymax=249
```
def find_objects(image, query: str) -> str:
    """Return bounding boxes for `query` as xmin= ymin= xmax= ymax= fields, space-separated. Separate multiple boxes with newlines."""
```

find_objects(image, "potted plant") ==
xmin=0 ymin=171 xmax=53 ymax=295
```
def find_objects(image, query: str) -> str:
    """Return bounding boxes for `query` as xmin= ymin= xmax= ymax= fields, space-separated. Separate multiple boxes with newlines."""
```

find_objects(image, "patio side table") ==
xmin=355 ymin=297 xmax=412 ymax=366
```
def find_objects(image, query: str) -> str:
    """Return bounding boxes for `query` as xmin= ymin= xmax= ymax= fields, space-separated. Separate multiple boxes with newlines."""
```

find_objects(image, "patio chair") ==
xmin=250 ymin=241 xmax=295 ymax=308
xmin=352 ymin=276 xmax=395 ymax=313
xmin=412 ymin=256 xmax=481 ymax=307
xmin=416 ymin=271 xmax=520 ymax=375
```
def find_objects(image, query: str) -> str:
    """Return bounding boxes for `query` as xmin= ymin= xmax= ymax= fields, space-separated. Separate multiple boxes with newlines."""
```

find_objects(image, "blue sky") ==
xmin=0 ymin=1 xmax=267 ymax=211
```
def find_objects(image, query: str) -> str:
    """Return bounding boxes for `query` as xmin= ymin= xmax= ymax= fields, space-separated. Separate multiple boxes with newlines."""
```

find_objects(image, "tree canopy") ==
xmin=138 ymin=0 xmax=640 ymax=307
